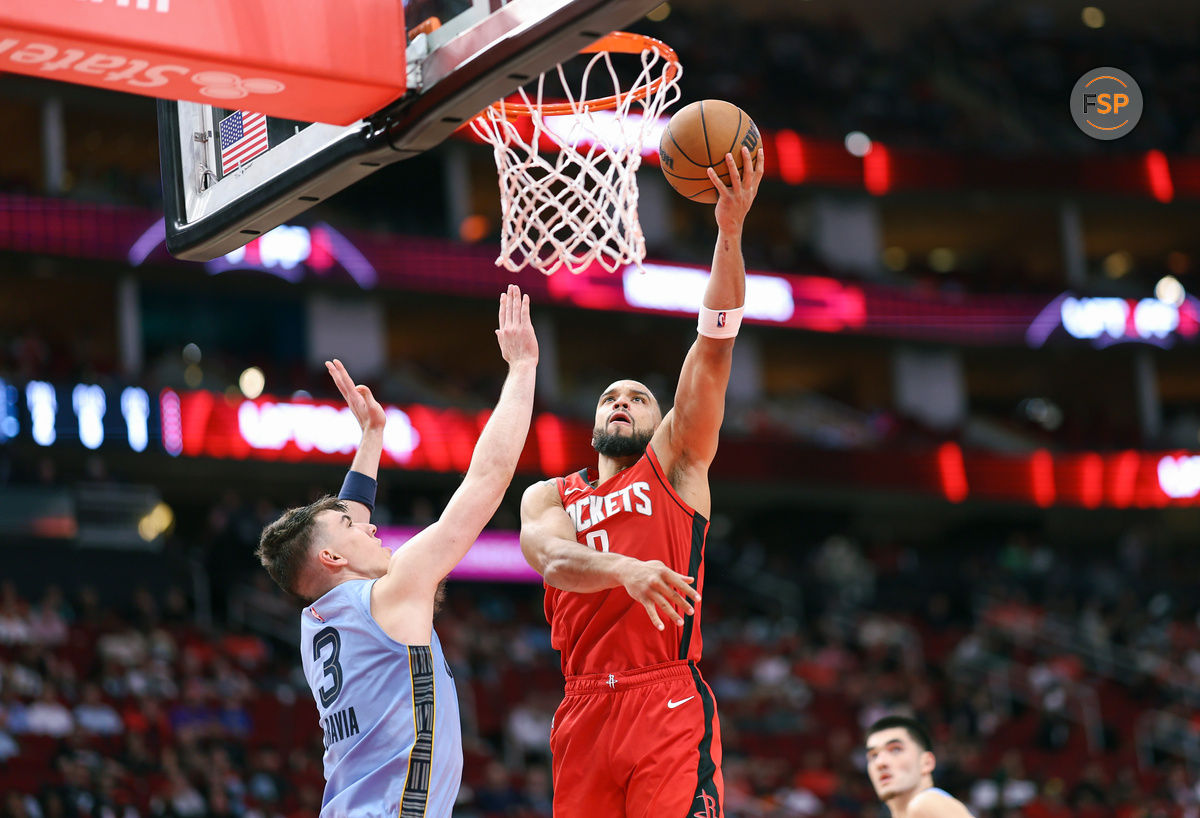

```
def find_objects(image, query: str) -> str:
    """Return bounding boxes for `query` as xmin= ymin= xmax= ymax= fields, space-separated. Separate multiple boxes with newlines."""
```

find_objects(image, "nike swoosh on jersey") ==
xmin=667 ymin=696 xmax=695 ymax=709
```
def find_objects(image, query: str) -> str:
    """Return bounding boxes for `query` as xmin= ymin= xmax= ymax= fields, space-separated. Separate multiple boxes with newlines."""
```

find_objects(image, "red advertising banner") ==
xmin=158 ymin=389 xmax=1200 ymax=510
xmin=161 ymin=389 xmax=597 ymax=480
xmin=0 ymin=0 xmax=406 ymax=125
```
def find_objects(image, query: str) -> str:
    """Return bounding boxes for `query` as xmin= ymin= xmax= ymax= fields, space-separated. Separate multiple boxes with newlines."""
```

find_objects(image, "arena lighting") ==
xmin=774 ymin=129 xmax=807 ymax=184
xmin=0 ymin=379 xmax=17 ymax=441
xmin=121 ymin=388 xmax=151 ymax=453
xmin=1145 ymin=150 xmax=1173 ymax=202
xmin=26 ymin=381 xmax=57 ymax=446
xmin=844 ymin=131 xmax=872 ymax=157
xmin=1157 ymin=455 xmax=1200 ymax=499
xmin=1031 ymin=449 xmax=1056 ymax=507
xmin=622 ymin=263 xmax=795 ymax=321
xmin=238 ymin=367 xmax=266 ymax=400
xmin=210 ymin=222 xmax=378 ymax=288
xmin=1081 ymin=6 xmax=1105 ymax=28
xmin=14 ymin=378 xmax=1200 ymax=510
xmin=542 ymin=109 xmax=665 ymax=159
xmin=137 ymin=502 xmax=175 ymax=542
xmin=862 ymin=142 xmax=892 ymax=196
xmin=160 ymin=389 xmax=183 ymax=457
xmin=236 ymin=400 xmax=422 ymax=463
xmin=1026 ymin=292 xmax=1200 ymax=349
xmin=1154 ymin=275 xmax=1185 ymax=307
xmin=936 ymin=442 xmax=968 ymax=502
xmin=72 ymin=384 xmax=106 ymax=449
xmin=129 ymin=219 xmax=378 ymax=288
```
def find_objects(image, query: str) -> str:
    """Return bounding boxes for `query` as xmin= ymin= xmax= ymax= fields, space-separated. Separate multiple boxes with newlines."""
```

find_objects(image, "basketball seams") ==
xmin=659 ymin=99 xmax=754 ymax=201
xmin=664 ymin=127 xmax=708 ymax=172
xmin=699 ymin=101 xmax=714 ymax=166
xmin=725 ymin=109 xmax=744 ymax=166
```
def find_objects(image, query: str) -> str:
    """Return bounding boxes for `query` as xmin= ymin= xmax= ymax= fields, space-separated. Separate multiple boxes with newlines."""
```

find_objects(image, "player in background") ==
xmin=255 ymin=285 xmax=538 ymax=818
xmin=865 ymin=716 xmax=974 ymax=818
xmin=519 ymin=146 xmax=764 ymax=818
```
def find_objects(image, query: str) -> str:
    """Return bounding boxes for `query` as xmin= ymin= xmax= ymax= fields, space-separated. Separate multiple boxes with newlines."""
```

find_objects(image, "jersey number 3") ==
xmin=313 ymin=626 xmax=344 ymax=707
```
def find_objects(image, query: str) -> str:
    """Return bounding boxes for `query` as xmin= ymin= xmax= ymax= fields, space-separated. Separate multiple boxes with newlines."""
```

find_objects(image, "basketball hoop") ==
xmin=470 ymin=32 xmax=682 ymax=275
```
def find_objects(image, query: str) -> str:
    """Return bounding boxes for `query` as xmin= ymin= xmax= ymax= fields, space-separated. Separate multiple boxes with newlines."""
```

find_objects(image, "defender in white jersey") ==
xmin=256 ymin=285 xmax=538 ymax=818
xmin=865 ymin=716 xmax=973 ymax=818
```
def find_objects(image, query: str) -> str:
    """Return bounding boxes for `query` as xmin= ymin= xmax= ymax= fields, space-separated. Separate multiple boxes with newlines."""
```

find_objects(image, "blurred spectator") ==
xmin=25 ymin=683 xmax=74 ymax=737
xmin=74 ymin=683 xmax=123 ymax=736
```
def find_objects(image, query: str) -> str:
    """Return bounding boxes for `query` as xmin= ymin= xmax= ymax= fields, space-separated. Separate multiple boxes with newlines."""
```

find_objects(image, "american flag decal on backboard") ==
xmin=219 ymin=110 xmax=269 ymax=173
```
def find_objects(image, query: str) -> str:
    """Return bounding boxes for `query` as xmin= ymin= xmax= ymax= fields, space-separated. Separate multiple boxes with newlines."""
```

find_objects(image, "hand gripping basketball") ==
xmin=708 ymin=145 xmax=766 ymax=234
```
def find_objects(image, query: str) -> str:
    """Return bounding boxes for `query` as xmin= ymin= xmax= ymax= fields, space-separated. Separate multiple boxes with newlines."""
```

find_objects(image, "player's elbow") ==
xmin=519 ymin=534 xmax=553 ymax=577
xmin=539 ymin=554 xmax=578 ymax=590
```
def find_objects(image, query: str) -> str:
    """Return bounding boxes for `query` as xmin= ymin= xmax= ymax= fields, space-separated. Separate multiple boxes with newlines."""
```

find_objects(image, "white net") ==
xmin=469 ymin=34 xmax=681 ymax=275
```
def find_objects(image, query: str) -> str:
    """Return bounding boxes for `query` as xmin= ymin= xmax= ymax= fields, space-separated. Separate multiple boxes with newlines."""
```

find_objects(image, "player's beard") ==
xmin=592 ymin=426 xmax=652 ymax=458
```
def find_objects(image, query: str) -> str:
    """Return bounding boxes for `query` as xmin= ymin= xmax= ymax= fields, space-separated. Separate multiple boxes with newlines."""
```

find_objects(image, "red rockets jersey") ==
xmin=547 ymin=444 xmax=710 ymax=676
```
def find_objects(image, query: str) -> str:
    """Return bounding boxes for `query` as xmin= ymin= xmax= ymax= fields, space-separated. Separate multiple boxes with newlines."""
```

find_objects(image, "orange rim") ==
xmin=483 ymin=31 xmax=679 ymax=119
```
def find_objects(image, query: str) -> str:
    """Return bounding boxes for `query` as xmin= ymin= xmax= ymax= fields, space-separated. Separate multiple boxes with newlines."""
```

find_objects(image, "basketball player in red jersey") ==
xmin=519 ymin=144 xmax=765 ymax=818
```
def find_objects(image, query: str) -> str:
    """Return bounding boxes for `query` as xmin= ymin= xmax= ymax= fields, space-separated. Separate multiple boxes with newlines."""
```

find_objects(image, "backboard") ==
xmin=158 ymin=0 xmax=666 ymax=262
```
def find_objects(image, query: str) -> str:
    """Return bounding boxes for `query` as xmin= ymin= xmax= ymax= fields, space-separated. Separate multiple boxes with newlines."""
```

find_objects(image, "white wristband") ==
xmin=697 ymin=305 xmax=744 ymax=339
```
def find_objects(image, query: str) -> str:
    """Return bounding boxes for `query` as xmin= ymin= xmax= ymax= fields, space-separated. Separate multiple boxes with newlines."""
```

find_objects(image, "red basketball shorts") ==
xmin=550 ymin=660 xmax=723 ymax=818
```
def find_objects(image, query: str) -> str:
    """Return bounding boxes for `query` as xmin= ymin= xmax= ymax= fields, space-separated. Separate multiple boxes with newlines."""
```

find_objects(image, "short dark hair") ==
xmin=256 ymin=496 xmax=345 ymax=602
xmin=865 ymin=715 xmax=933 ymax=752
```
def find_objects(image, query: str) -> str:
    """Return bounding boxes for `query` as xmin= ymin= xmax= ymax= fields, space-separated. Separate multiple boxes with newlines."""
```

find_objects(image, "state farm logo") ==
xmin=192 ymin=71 xmax=285 ymax=100
xmin=0 ymin=38 xmax=286 ymax=96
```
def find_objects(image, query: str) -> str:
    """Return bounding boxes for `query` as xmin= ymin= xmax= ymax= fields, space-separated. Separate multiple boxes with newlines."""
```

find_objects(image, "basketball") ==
xmin=659 ymin=100 xmax=760 ymax=203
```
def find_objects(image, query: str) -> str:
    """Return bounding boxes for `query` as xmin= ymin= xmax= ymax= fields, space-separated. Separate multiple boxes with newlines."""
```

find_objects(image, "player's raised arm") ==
xmin=519 ymin=480 xmax=700 ymax=630
xmin=377 ymin=285 xmax=537 ymax=602
xmin=326 ymin=358 xmax=385 ymax=526
xmin=652 ymin=145 xmax=765 ymax=480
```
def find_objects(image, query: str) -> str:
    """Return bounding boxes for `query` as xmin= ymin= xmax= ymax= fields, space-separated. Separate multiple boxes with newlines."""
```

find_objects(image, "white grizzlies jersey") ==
xmin=300 ymin=579 xmax=463 ymax=818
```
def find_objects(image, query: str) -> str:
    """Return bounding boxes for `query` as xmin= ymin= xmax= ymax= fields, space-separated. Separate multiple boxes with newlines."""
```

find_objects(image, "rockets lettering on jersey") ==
xmin=547 ymin=445 xmax=710 ymax=675
xmin=564 ymin=482 xmax=653 ymax=532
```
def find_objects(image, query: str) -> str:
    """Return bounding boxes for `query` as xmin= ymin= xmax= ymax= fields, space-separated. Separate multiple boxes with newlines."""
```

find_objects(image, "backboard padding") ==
xmin=158 ymin=0 xmax=666 ymax=261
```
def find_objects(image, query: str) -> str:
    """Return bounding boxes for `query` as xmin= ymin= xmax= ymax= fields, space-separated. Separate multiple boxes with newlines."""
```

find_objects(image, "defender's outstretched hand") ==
xmin=707 ymin=145 xmax=766 ymax=233
xmin=326 ymin=358 xmax=385 ymax=433
xmin=496 ymin=284 xmax=539 ymax=367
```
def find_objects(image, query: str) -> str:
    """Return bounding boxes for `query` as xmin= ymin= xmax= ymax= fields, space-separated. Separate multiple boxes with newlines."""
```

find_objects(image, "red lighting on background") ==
xmin=156 ymin=389 xmax=1200 ymax=509
xmin=1109 ymin=450 xmax=1140 ymax=508
xmin=937 ymin=442 xmax=968 ymax=502
xmin=1079 ymin=453 xmax=1103 ymax=509
xmin=534 ymin=414 xmax=573 ymax=478
xmin=1145 ymin=150 xmax=1174 ymax=203
xmin=863 ymin=143 xmax=892 ymax=196
xmin=1031 ymin=449 xmax=1055 ymax=507
xmin=774 ymin=129 xmax=807 ymax=185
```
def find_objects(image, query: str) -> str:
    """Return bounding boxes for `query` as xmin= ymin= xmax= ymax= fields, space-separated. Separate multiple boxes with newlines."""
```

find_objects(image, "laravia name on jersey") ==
xmin=321 ymin=705 xmax=361 ymax=749
xmin=565 ymin=482 xmax=653 ymax=533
